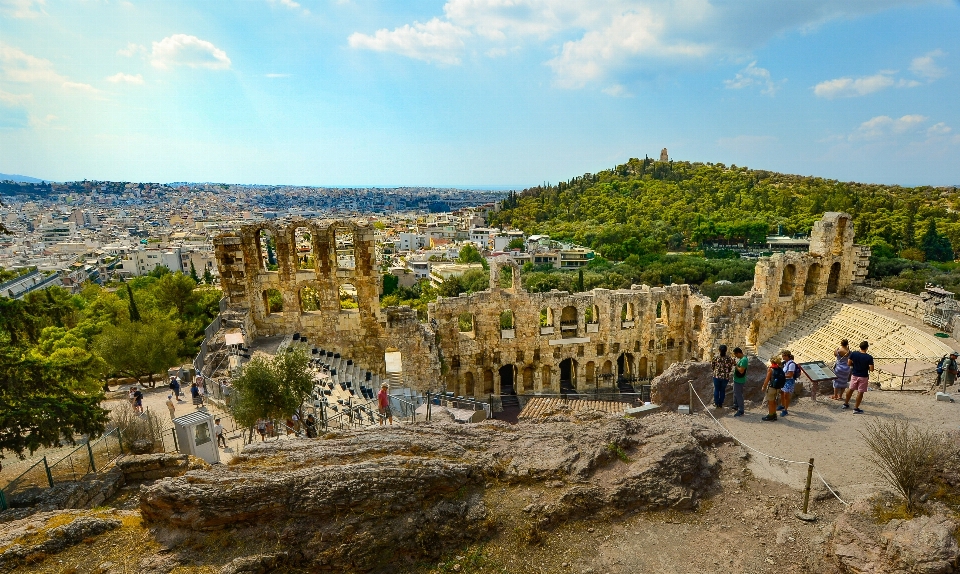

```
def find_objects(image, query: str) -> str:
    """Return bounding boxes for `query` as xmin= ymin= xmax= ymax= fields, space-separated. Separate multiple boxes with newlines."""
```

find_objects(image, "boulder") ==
xmin=130 ymin=439 xmax=156 ymax=454
xmin=651 ymin=358 xmax=768 ymax=409
xmin=140 ymin=412 xmax=731 ymax=572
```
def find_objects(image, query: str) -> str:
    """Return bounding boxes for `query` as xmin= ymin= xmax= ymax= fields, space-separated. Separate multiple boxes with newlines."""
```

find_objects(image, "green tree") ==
xmin=154 ymin=271 xmax=197 ymax=316
xmin=229 ymin=348 xmax=314 ymax=428
xmin=507 ymin=237 xmax=525 ymax=250
xmin=202 ymin=267 xmax=214 ymax=285
xmin=921 ymin=219 xmax=954 ymax=262
xmin=0 ymin=346 xmax=110 ymax=460
xmin=126 ymin=284 xmax=141 ymax=322
xmin=458 ymin=244 xmax=484 ymax=264
xmin=94 ymin=316 xmax=182 ymax=387
xmin=189 ymin=261 xmax=200 ymax=283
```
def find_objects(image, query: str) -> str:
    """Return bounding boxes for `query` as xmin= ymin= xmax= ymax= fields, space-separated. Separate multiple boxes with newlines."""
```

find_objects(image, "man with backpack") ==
xmin=939 ymin=352 xmax=958 ymax=392
xmin=843 ymin=340 xmax=874 ymax=414
xmin=778 ymin=350 xmax=798 ymax=417
xmin=761 ymin=356 xmax=786 ymax=422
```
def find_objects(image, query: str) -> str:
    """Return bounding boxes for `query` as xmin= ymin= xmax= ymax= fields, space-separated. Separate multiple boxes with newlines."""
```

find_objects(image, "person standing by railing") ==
xmin=731 ymin=347 xmax=747 ymax=417
xmin=711 ymin=345 xmax=735 ymax=409
xmin=378 ymin=383 xmax=393 ymax=425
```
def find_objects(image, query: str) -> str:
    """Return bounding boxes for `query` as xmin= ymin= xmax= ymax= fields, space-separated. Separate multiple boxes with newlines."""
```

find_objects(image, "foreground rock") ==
xmin=829 ymin=499 xmax=960 ymax=574
xmin=0 ymin=510 xmax=126 ymax=570
xmin=652 ymin=358 xmax=769 ymax=409
xmin=140 ymin=412 xmax=730 ymax=572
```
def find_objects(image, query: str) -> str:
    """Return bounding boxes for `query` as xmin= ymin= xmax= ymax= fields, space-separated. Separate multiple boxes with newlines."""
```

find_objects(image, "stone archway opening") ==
xmin=499 ymin=364 xmax=516 ymax=395
xmin=560 ymin=306 xmax=578 ymax=338
xmin=482 ymin=369 xmax=494 ymax=394
xmin=335 ymin=227 xmax=356 ymax=270
xmin=521 ymin=365 xmax=534 ymax=393
xmin=559 ymin=358 xmax=577 ymax=392
xmin=263 ymin=288 xmax=282 ymax=315
xmin=748 ymin=320 xmax=760 ymax=348
xmin=464 ymin=372 xmax=475 ymax=396
xmin=827 ymin=262 xmax=841 ymax=294
xmin=256 ymin=228 xmax=277 ymax=271
xmin=805 ymin=263 xmax=821 ymax=295
xmin=692 ymin=305 xmax=703 ymax=331
xmin=617 ymin=352 xmax=634 ymax=378
xmin=780 ymin=264 xmax=796 ymax=297
xmin=294 ymin=226 xmax=313 ymax=270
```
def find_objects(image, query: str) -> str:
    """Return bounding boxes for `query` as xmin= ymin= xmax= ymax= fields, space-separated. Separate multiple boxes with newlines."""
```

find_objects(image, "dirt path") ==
xmin=690 ymin=383 xmax=960 ymax=496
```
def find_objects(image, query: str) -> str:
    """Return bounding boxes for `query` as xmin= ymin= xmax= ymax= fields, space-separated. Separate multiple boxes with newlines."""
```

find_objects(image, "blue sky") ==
xmin=1 ymin=0 xmax=958 ymax=187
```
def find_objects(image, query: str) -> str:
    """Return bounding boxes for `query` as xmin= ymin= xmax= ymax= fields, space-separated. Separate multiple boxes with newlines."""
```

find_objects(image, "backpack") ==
xmin=937 ymin=356 xmax=947 ymax=376
xmin=771 ymin=366 xmax=786 ymax=389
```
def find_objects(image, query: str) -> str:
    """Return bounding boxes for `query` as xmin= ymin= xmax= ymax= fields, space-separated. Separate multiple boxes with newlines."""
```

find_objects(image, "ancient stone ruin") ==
xmin=213 ymin=212 xmax=869 ymax=396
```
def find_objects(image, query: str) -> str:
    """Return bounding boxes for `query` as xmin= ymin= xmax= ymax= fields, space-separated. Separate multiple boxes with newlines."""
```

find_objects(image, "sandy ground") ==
xmin=690 ymin=382 xmax=960 ymax=497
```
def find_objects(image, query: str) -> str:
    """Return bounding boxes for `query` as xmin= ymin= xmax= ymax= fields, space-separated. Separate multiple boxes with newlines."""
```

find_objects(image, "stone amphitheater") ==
xmin=209 ymin=212 xmax=960 ymax=403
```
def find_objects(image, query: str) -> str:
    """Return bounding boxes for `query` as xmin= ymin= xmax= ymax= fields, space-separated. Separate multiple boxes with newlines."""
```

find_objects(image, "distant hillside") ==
xmin=489 ymin=158 xmax=960 ymax=260
xmin=0 ymin=173 xmax=46 ymax=184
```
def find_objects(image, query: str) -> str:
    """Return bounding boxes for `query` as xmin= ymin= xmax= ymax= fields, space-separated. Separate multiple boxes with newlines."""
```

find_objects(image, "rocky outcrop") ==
xmin=2 ymin=467 xmax=124 ymax=517
xmin=830 ymin=500 xmax=960 ymax=574
xmin=0 ymin=510 xmax=125 ymax=570
xmin=651 ymin=358 xmax=769 ymax=409
xmin=116 ymin=452 xmax=208 ymax=482
xmin=140 ymin=413 xmax=730 ymax=572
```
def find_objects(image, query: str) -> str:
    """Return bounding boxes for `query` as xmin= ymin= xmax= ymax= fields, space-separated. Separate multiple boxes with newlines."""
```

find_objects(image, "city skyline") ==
xmin=1 ymin=0 xmax=959 ymax=187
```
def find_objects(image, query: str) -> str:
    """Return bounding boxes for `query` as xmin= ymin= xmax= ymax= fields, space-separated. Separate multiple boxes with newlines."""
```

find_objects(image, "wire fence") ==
xmin=1 ymin=428 xmax=125 ymax=510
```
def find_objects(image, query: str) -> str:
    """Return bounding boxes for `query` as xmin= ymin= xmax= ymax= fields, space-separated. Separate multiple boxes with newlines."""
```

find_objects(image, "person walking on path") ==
xmin=377 ymin=383 xmax=393 ymax=425
xmin=844 ymin=341 xmax=874 ymax=414
xmin=305 ymin=414 xmax=317 ymax=438
xmin=169 ymin=377 xmax=183 ymax=402
xmin=256 ymin=419 xmax=267 ymax=441
xmin=166 ymin=394 xmax=176 ymax=419
xmin=133 ymin=387 xmax=144 ymax=414
xmin=732 ymin=347 xmax=748 ymax=417
xmin=190 ymin=381 xmax=203 ymax=408
xmin=214 ymin=418 xmax=227 ymax=448
xmin=832 ymin=340 xmax=852 ymax=400
xmin=778 ymin=350 xmax=798 ymax=416
xmin=761 ymin=357 xmax=786 ymax=422
xmin=711 ymin=345 xmax=736 ymax=408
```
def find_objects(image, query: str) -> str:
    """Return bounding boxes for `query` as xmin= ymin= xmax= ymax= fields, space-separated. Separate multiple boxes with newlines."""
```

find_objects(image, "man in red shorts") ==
xmin=843 ymin=341 xmax=874 ymax=414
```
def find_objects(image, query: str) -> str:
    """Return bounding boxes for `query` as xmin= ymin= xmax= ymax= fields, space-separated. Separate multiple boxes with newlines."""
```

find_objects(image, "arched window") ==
xmin=256 ymin=228 xmax=276 ymax=271
xmin=263 ymin=288 xmax=282 ymax=315
xmin=780 ymin=264 xmax=796 ymax=297
xmin=294 ymin=227 xmax=314 ymax=270
xmin=692 ymin=305 xmax=703 ymax=331
xmin=827 ymin=262 xmax=841 ymax=294
xmin=335 ymin=227 xmax=355 ymax=269
xmin=339 ymin=283 xmax=358 ymax=311
xmin=804 ymin=263 xmax=821 ymax=295
xmin=500 ymin=310 xmax=514 ymax=330
xmin=560 ymin=306 xmax=578 ymax=338
xmin=300 ymin=285 xmax=321 ymax=313
xmin=539 ymin=307 xmax=553 ymax=327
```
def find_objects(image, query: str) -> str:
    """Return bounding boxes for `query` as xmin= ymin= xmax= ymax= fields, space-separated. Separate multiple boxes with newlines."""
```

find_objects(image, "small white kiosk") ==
xmin=173 ymin=411 xmax=221 ymax=464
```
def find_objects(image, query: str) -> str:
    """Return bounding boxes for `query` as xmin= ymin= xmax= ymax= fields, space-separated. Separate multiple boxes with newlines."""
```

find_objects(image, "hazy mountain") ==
xmin=0 ymin=173 xmax=46 ymax=183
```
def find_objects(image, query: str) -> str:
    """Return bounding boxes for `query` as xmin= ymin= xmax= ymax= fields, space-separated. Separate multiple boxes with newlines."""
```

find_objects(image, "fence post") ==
xmin=87 ymin=441 xmax=97 ymax=473
xmin=43 ymin=456 xmax=54 ymax=487
xmin=902 ymin=358 xmax=908 ymax=392
xmin=171 ymin=428 xmax=179 ymax=452
xmin=117 ymin=428 xmax=124 ymax=454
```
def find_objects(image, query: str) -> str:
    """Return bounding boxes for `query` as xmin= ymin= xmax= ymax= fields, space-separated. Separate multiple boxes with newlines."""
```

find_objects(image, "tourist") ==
xmin=133 ymin=387 xmax=144 ymax=414
xmin=166 ymin=394 xmax=176 ymax=418
xmin=761 ymin=357 xmax=786 ymax=422
xmin=711 ymin=345 xmax=736 ymax=408
xmin=169 ymin=376 xmax=182 ymax=401
xmin=378 ymin=383 xmax=392 ymax=425
xmin=940 ymin=352 xmax=958 ymax=390
xmin=778 ymin=350 xmax=797 ymax=416
xmin=190 ymin=381 xmax=203 ymax=407
xmin=256 ymin=419 xmax=267 ymax=441
xmin=128 ymin=386 xmax=136 ymax=406
xmin=843 ymin=341 xmax=874 ymax=414
xmin=265 ymin=419 xmax=275 ymax=438
xmin=731 ymin=347 xmax=748 ymax=417
xmin=285 ymin=416 xmax=296 ymax=435
xmin=305 ymin=414 xmax=317 ymax=438
xmin=214 ymin=418 xmax=227 ymax=448
xmin=832 ymin=340 xmax=851 ymax=400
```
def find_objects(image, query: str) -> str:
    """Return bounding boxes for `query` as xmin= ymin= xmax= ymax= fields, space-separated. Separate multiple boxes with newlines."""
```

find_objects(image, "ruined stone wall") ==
xmin=213 ymin=219 xmax=441 ymax=389
xmin=215 ymin=212 xmax=867 ymax=397
xmin=846 ymin=286 xmax=929 ymax=321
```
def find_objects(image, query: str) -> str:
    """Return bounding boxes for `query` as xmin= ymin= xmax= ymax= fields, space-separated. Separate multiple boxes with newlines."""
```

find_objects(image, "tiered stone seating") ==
xmin=758 ymin=301 xmax=953 ymax=378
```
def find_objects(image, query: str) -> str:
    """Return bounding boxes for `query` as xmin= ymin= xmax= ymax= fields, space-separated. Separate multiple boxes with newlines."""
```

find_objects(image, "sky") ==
xmin=0 ymin=0 xmax=959 ymax=187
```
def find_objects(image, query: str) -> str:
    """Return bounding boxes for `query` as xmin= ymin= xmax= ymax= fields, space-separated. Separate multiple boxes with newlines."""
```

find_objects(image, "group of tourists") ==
xmin=709 ymin=339 xmax=878 ymax=421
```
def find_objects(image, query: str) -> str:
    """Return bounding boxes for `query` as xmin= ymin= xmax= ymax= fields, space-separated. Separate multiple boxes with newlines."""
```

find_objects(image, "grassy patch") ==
xmin=606 ymin=443 xmax=630 ymax=463
xmin=873 ymin=500 xmax=921 ymax=524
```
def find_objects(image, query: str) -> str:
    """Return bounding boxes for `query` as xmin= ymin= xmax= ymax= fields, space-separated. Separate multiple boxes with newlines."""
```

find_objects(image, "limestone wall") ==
xmin=214 ymin=212 xmax=869 ymax=397
xmin=846 ymin=286 xmax=929 ymax=321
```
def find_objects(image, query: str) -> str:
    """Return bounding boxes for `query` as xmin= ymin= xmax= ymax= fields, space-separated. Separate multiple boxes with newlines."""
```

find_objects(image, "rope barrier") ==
xmin=687 ymin=382 xmax=849 ymax=506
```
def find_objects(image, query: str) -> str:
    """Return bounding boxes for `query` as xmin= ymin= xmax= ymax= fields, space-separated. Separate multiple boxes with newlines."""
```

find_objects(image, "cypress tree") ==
xmin=127 ymin=283 xmax=141 ymax=322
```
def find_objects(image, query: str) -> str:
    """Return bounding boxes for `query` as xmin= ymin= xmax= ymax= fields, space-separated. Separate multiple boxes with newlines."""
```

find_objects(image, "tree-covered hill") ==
xmin=490 ymin=158 xmax=960 ymax=261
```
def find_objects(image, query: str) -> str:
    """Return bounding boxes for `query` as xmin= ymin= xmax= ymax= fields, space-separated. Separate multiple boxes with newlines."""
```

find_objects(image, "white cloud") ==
xmin=0 ymin=42 xmax=67 ymax=83
xmin=0 ymin=0 xmax=45 ymax=19
xmin=265 ymin=73 xmax=291 ymax=78
xmin=267 ymin=0 xmax=309 ymax=15
xmin=909 ymin=49 xmax=946 ymax=80
xmin=724 ymin=61 xmax=783 ymax=95
xmin=602 ymin=84 xmax=630 ymax=97
xmin=117 ymin=43 xmax=146 ymax=57
xmin=150 ymin=34 xmax=231 ymax=70
xmin=348 ymin=0 xmax=944 ymax=86
xmin=813 ymin=72 xmax=896 ymax=98
xmin=348 ymin=18 xmax=467 ymax=65
xmin=0 ymin=88 xmax=31 ymax=106
xmin=850 ymin=114 xmax=927 ymax=140
xmin=106 ymin=72 xmax=145 ymax=85
xmin=927 ymin=122 xmax=952 ymax=136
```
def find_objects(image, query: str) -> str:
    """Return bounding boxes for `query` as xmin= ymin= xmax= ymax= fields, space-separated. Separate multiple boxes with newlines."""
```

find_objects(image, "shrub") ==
xmin=111 ymin=402 xmax=162 ymax=447
xmin=859 ymin=417 xmax=950 ymax=509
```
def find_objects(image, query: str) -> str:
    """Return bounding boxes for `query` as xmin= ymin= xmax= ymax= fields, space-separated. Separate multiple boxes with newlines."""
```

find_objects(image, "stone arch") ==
xmin=621 ymin=302 xmax=635 ymax=327
xmin=601 ymin=360 xmax=613 ymax=375
xmin=748 ymin=320 xmax=760 ymax=348
xmin=489 ymin=256 xmax=522 ymax=292
xmin=499 ymin=364 xmax=516 ymax=395
xmin=804 ymin=263 xmax=821 ymax=295
xmin=586 ymin=361 xmax=595 ymax=387
xmin=692 ymin=305 xmax=703 ymax=331
xmin=638 ymin=356 xmax=649 ymax=378
xmin=780 ymin=264 xmax=796 ymax=297
xmin=617 ymin=352 xmax=633 ymax=378
xmin=463 ymin=371 xmax=475 ymax=396
xmin=559 ymin=357 xmax=578 ymax=391
xmin=255 ymin=227 xmax=278 ymax=272
xmin=541 ymin=365 xmax=552 ymax=391
xmin=827 ymin=262 xmax=841 ymax=294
